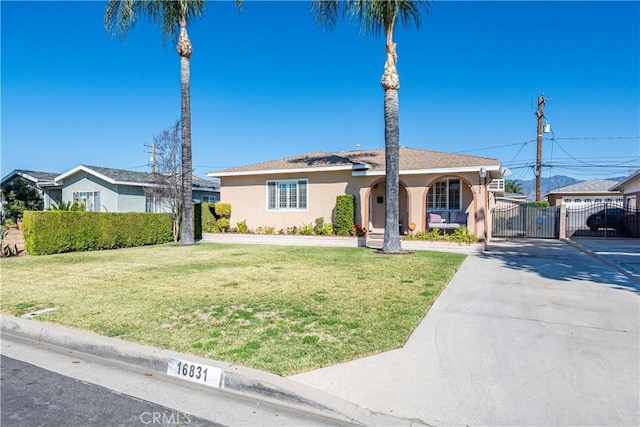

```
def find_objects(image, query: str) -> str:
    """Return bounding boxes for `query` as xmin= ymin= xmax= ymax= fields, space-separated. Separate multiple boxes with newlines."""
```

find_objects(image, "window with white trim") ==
xmin=267 ymin=180 xmax=307 ymax=211
xmin=73 ymin=191 xmax=100 ymax=212
xmin=145 ymin=196 xmax=164 ymax=213
xmin=427 ymin=179 xmax=461 ymax=211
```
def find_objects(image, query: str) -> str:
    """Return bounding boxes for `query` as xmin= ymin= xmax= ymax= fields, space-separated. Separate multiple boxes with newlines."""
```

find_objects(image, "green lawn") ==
xmin=0 ymin=243 xmax=465 ymax=375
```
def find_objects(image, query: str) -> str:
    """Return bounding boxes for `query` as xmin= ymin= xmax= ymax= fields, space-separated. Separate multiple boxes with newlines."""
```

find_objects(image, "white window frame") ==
xmin=73 ymin=191 xmax=100 ymax=212
xmin=427 ymin=178 xmax=461 ymax=211
xmin=266 ymin=179 xmax=308 ymax=211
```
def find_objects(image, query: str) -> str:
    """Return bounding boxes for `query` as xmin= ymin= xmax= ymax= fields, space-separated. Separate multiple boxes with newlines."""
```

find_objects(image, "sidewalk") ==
xmin=2 ymin=238 xmax=638 ymax=426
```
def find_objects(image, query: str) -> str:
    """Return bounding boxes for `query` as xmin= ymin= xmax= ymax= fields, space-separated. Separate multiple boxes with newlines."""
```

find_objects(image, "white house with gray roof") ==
xmin=2 ymin=166 xmax=219 ymax=214
xmin=544 ymin=179 xmax=623 ymax=207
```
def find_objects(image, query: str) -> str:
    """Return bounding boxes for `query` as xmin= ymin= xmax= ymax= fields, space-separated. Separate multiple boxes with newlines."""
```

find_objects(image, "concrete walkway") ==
xmin=292 ymin=239 xmax=639 ymax=426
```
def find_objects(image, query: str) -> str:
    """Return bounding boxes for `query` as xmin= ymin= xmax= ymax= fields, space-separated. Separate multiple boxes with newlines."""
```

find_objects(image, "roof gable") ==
xmin=1 ymin=169 xmax=59 ymax=185
xmin=609 ymin=170 xmax=640 ymax=191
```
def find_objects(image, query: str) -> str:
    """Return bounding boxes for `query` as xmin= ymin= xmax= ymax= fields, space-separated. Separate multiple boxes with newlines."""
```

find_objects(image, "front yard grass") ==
xmin=0 ymin=243 xmax=465 ymax=375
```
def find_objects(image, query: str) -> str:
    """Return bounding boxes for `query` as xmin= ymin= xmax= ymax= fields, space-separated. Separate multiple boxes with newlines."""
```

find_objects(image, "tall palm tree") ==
xmin=310 ymin=0 xmax=430 ymax=253
xmin=105 ymin=0 xmax=242 ymax=245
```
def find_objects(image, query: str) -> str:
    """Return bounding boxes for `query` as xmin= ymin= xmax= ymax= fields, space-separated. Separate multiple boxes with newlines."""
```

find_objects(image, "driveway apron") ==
xmin=291 ymin=239 xmax=639 ymax=426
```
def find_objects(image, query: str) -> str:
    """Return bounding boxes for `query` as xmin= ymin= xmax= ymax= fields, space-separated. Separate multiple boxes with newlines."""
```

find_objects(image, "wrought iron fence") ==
xmin=492 ymin=205 xmax=560 ymax=239
xmin=566 ymin=202 xmax=640 ymax=238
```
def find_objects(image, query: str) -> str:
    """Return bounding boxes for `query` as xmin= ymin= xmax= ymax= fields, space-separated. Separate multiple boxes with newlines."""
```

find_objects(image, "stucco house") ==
xmin=544 ymin=179 xmax=623 ymax=207
xmin=206 ymin=147 xmax=504 ymax=240
xmin=1 ymin=165 xmax=220 ymax=214
xmin=609 ymin=170 xmax=640 ymax=210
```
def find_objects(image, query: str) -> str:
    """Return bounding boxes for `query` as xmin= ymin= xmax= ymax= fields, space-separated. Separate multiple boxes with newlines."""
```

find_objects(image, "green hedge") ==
xmin=335 ymin=195 xmax=355 ymax=236
xmin=23 ymin=211 xmax=173 ymax=255
xmin=202 ymin=202 xmax=231 ymax=232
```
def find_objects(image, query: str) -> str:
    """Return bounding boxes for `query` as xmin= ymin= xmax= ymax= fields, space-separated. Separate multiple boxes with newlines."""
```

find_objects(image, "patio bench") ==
xmin=428 ymin=211 xmax=469 ymax=231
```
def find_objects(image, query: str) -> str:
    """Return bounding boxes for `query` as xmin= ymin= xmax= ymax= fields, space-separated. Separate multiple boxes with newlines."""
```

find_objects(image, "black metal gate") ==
xmin=492 ymin=205 xmax=560 ymax=239
xmin=566 ymin=202 xmax=640 ymax=238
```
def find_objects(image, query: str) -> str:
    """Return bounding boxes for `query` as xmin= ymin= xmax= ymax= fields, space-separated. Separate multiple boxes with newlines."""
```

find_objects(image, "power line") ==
xmin=551 ymin=136 xmax=639 ymax=141
xmin=453 ymin=140 xmax=535 ymax=154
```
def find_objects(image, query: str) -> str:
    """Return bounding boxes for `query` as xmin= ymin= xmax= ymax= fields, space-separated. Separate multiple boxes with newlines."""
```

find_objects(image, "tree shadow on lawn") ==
xmin=481 ymin=239 xmax=639 ymax=294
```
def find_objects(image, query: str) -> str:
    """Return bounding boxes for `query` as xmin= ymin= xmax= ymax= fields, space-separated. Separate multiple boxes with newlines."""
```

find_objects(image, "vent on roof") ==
xmin=488 ymin=179 xmax=505 ymax=192
xmin=352 ymin=163 xmax=370 ymax=171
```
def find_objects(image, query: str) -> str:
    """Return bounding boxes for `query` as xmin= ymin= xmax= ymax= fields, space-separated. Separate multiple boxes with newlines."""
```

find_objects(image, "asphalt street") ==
xmin=1 ymin=355 xmax=219 ymax=427
xmin=0 ymin=335 xmax=357 ymax=427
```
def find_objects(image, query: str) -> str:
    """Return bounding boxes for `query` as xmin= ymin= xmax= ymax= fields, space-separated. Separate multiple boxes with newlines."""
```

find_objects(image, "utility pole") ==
xmin=144 ymin=143 xmax=158 ymax=174
xmin=535 ymin=94 xmax=546 ymax=202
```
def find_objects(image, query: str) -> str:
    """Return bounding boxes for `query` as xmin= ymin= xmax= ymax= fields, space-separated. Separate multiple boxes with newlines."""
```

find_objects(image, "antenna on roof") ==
xmin=356 ymin=144 xmax=360 ymax=151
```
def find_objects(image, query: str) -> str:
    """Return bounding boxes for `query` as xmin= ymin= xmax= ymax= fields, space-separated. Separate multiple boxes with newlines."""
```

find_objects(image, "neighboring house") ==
xmin=609 ymin=170 xmax=640 ymax=210
xmin=1 ymin=166 xmax=220 ymax=214
xmin=496 ymin=192 xmax=528 ymax=207
xmin=545 ymin=179 xmax=622 ymax=207
xmin=1 ymin=170 xmax=62 ymax=210
xmin=207 ymin=147 xmax=503 ymax=240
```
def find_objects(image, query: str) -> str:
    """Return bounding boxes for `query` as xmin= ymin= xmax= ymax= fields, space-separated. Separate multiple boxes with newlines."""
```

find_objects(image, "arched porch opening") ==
xmin=363 ymin=179 xmax=410 ymax=234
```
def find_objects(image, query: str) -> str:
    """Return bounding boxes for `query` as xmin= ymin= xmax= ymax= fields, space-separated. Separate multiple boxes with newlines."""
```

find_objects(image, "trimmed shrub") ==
xmin=22 ymin=211 xmax=172 ymax=255
xmin=201 ymin=202 xmax=231 ymax=233
xmin=334 ymin=195 xmax=355 ymax=236
xmin=214 ymin=202 xmax=231 ymax=218
xmin=193 ymin=203 xmax=202 ymax=240
xmin=201 ymin=203 xmax=217 ymax=232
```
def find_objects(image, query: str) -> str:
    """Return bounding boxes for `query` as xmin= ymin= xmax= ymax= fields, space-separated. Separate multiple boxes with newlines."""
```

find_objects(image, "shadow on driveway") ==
xmin=483 ymin=238 xmax=639 ymax=294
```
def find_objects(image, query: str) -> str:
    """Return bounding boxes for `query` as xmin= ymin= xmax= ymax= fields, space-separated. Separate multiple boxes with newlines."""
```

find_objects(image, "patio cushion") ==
xmin=429 ymin=212 xmax=445 ymax=223
xmin=455 ymin=212 xmax=469 ymax=224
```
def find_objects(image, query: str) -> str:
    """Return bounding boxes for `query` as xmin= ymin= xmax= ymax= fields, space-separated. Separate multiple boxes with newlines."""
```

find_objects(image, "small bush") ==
xmin=524 ymin=201 xmax=550 ymax=208
xmin=237 ymin=220 xmax=248 ymax=234
xmin=450 ymin=226 xmax=477 ymax=243
xmin=217 ymin=218 xmax=230 ymax=232
xmin=301 ymin=223 xmax=314 ymax=235
xmin=314 ymin=217 xmax=334 ymax=236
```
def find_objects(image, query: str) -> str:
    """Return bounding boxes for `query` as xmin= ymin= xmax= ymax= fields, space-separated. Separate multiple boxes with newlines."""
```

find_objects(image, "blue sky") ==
xmin=2 ymin=1 xmax=639 ymax=185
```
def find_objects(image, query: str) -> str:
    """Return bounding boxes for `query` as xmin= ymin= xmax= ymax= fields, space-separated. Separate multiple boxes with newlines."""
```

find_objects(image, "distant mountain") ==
xmin=509 ymin=175 xmax=626 ymax=201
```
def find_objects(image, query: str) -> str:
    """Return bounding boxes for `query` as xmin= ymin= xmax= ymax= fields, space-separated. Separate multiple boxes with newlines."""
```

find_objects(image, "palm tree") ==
xmin=505 ymin=180 xmax=524 ymax=194
xmin=310 ymin=0 xmax=431 ymax=253
xmin=105 ymin=0 xmax=242 ymax=245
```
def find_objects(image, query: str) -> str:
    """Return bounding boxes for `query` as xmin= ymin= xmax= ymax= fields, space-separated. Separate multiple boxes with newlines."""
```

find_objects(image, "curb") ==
xmin=563 ymin=238 xmax=640 ymax=285
xmin=0 ymin=314 xmax=424 ymax=426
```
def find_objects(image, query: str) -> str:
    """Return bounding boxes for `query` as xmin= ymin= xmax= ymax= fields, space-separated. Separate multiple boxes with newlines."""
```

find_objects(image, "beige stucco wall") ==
xmin=220 ymin=171 xmax=362 ymax=231
xmin=220 ymin=170 xmax=489 ymax=238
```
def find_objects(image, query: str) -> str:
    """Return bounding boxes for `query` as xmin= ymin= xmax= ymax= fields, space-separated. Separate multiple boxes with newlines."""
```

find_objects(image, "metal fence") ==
xmin=566 ymin=202 xmax=640 ymax=238
xmin=492 ymin=205 xmax=560 ymax=239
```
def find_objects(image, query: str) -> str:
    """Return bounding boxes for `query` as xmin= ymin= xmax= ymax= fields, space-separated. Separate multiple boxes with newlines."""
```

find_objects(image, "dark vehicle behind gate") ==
xmin=567 ymin=203 xmax=640 ymax=238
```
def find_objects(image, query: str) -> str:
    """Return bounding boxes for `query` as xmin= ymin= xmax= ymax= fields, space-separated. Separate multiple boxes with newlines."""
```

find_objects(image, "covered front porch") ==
xmin=360 ymin=173 xmax=488 ymax=239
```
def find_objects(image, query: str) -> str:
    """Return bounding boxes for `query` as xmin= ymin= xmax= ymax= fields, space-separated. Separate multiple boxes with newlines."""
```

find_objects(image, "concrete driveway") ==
xmin=292 ymin=239 xmax=639 ymax=426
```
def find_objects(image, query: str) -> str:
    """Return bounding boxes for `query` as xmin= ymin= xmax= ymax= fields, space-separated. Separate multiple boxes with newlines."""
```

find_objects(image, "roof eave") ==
xmin=207 ymin=165 xmax=355 ymax=178
xmin=609 ymin=170 xmax=640 ymax=191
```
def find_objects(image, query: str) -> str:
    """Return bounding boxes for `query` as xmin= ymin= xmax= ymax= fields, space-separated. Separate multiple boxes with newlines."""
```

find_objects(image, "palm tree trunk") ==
xmin=382 ymin=89 xmax=402 ymax=253
xmin=381 ymin=21 xmax=402 ymax=254
xmin=178 ymin=21 xmax=194 ymax=245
